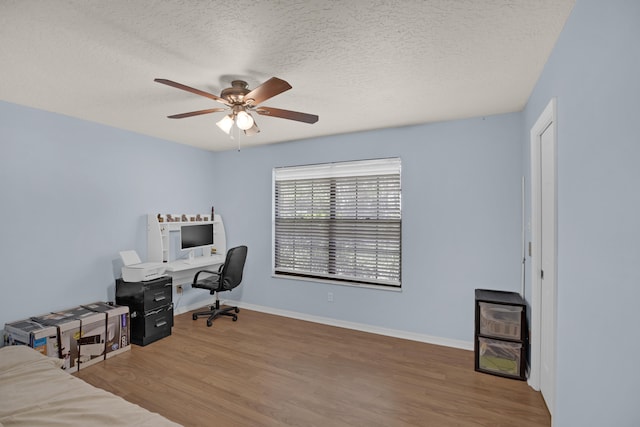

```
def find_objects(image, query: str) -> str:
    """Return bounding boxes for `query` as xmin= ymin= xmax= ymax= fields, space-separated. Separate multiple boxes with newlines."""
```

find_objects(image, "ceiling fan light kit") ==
xmin=216 ymin=114 xmax=234 ymax=134
xmin=155 ymin=77 xmax=318 ymax=138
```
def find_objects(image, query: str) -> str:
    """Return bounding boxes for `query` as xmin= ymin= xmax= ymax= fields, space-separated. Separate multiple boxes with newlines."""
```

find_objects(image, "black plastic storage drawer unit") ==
xmin=116 ymin=276 xmax=173 ymax=346
xmin=474 ymin=289 xmax=527 ymax=380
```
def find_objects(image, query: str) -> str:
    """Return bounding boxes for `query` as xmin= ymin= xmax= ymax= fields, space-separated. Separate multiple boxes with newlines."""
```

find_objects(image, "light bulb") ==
xmin=216 ymin=114 xmax=234 ymax=134
xmin=235 ymin=110 xmax=254 ymax=130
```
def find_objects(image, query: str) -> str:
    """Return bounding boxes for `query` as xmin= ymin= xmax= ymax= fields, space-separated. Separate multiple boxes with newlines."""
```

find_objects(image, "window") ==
xmin=273 ymin=158 xmax=401 ymax=288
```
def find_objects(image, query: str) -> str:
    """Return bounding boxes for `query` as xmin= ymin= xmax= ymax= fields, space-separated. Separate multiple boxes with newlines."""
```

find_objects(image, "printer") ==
xmin=119 ymin=250 xmax=166 ymax=282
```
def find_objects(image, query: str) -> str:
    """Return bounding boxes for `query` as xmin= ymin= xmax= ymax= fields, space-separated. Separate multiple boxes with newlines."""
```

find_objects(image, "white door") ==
xmin=529 ymin=98 xmax=557 ymax=418
xmin=539 ymin=119 xmax=556 ymax=415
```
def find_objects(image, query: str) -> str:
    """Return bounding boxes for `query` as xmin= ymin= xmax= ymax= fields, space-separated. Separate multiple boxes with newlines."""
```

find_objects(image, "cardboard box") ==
xmin=82 ymin=302 xmax=131 ymax=358
xmin=56 ymin=306 xmax=107 ymax=370
xmin=3 ymin=319 xmax=58 ymax=357
xmin=30 ymin=312 xmax=81 ymax=372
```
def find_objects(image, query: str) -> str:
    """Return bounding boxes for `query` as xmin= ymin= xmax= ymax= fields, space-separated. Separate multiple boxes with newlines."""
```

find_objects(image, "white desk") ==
xmin=165 ymin=255 xmax=225 ymax=285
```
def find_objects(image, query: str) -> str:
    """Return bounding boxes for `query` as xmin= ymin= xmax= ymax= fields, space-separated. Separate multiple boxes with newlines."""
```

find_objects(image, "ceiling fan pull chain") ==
xmin=230 ymin=122 xmax=241 ymax=151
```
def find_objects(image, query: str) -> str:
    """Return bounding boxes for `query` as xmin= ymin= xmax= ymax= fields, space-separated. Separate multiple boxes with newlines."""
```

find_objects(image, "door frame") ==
xmin=528 ymin=97 xmax=557 ymax=413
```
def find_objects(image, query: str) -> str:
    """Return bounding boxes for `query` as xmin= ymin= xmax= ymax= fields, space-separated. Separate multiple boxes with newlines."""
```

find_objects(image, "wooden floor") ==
xmin=75 ymin=309 xmax=550 ymax=427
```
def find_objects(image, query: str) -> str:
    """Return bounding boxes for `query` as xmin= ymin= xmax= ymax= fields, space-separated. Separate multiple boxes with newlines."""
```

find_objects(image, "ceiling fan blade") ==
xmin=256 ymin=106 xmax=319 ymax=124
xmin=155 ymin=78 xmax=230 ymax=106
xmin=244 ymin=77 xmax=292 ymax=106
xmin=167 ymin=108 xmax=227 ymax=119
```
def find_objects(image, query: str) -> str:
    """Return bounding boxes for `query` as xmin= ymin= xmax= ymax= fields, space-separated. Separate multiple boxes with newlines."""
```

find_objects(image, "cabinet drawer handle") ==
xmin=155 ymin=320 xmax=167 ymax=328
xmin=147 ymin=308 xmax=164 ymax=316
xmin=154 ymin=295 xmax=166 ymax=302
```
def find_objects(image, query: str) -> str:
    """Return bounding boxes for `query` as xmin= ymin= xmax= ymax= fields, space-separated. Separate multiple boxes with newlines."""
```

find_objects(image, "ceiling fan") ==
xmin=154 ymin=77 xmax=318 ymax=136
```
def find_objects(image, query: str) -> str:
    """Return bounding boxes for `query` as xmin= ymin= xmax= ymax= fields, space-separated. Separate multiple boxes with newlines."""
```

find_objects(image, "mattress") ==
xmin=0 ymin=345 xmax=181 ymax=427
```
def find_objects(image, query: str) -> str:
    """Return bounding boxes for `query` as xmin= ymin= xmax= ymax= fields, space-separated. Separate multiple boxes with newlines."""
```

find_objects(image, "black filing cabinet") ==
xmin=116 ymin=276 xmax=173 ymax=346
xmin=474 ymin=289 xmax=528 ymax=380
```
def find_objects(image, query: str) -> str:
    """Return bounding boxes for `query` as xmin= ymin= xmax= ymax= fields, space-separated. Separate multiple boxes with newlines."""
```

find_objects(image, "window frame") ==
xmin=272 ymin=158 xmax=402 ymax=289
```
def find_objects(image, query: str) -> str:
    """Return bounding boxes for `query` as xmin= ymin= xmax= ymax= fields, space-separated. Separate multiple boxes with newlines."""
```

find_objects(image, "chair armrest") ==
xmin=192 ymin=269 xmax=220 ymax=285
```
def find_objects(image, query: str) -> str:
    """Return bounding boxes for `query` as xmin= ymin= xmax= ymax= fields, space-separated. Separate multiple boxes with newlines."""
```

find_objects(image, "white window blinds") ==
xmin=273 ymin=158 xmax=401 ymax=287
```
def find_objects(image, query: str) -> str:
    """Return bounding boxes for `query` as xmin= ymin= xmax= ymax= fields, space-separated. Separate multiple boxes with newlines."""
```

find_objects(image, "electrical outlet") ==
xmin=176 ymin=285 xmax=183 ymax=294
xmin=327 ymin=292 xmax=333 ymax=302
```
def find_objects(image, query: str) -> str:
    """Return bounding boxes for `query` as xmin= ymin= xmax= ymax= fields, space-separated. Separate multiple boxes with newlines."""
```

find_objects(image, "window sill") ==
xmin=272 ymin=273 xmax=402 ymax=292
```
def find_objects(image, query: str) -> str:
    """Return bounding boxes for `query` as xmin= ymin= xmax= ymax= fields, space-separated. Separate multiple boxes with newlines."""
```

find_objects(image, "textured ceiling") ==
xmin=0 ymin=0 xmax=575 ymax=151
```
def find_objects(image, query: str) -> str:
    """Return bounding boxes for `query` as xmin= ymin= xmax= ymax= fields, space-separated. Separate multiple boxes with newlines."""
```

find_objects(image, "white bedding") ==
xmin=0 ymin=345 xmax=182 ymax=427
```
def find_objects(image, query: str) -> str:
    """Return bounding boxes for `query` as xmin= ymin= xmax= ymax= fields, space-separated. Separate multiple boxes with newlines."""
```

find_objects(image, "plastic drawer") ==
xmin=479 ymin=302 xmax=523 ymax=339
xmin=477 ymin=337 xmax=523 ymax=378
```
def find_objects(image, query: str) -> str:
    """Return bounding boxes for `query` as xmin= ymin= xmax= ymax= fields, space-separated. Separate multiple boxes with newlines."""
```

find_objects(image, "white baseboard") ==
xmin=196 ymin=299 xmax=473 ymax=352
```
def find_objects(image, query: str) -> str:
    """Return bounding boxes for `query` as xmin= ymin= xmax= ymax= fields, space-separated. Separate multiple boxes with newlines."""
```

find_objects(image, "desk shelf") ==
xmin=147 ymin=213 xmax=226 ymax=264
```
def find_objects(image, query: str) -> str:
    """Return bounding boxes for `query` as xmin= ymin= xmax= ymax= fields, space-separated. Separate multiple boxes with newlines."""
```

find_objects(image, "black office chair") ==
xmin=191 ymin=245 xmax=248 ymax=327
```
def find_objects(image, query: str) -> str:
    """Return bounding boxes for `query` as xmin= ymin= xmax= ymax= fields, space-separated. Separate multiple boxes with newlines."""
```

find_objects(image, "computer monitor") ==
xmin=180 ymin=223 xmax=214 ymax=251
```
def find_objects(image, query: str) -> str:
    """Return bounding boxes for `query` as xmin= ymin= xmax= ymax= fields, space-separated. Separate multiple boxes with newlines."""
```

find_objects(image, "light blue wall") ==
xmin=0 ymin=98 xmax=524 ymax=344
xmin=213 ymin=114 xmax=524 ymax=343
xmin=0 ymin=102 xmax=217 ymax=327
xmin=523 ymin=1 xmax=640 ymax=425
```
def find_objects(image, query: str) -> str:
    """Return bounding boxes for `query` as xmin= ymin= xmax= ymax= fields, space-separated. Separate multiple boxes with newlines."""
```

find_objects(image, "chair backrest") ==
xmin=219 ymin=246 xmax=248 ymax=291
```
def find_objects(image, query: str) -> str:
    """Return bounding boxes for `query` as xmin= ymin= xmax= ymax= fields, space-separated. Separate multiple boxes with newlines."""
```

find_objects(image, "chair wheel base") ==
xmin=193 ymin=305 xmax=240 ymax=327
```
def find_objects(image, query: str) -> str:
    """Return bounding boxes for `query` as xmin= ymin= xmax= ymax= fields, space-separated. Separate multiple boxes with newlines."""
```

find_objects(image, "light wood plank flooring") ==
xmin=75 ymin=309 xmax=550 ymax=426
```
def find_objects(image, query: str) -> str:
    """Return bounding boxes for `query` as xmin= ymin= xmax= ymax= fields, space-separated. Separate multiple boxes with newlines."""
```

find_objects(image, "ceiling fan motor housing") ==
xmin=221 ymin=80 xmax=251 ymax=104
